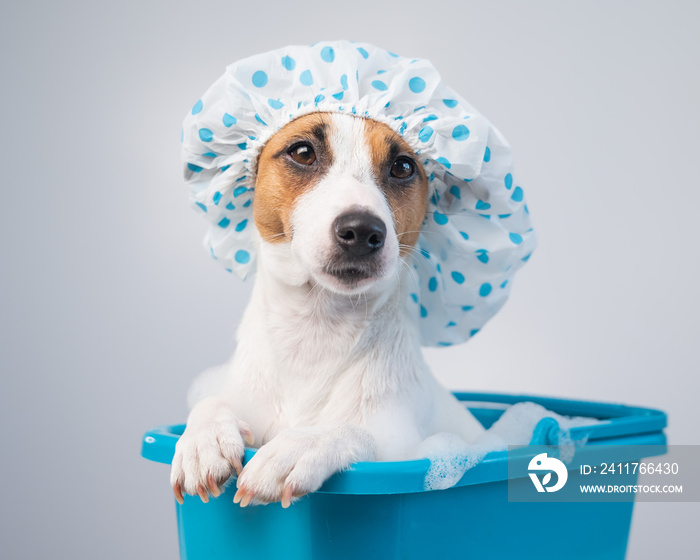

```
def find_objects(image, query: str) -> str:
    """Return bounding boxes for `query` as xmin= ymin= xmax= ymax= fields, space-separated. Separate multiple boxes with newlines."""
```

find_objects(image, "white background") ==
xmin=1 ymin=1 xmax=697 ymax=558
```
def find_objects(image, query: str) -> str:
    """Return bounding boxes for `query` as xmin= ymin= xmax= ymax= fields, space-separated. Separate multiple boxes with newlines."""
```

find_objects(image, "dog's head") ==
xmin=253 ymin=112 xmax=428 ymax=295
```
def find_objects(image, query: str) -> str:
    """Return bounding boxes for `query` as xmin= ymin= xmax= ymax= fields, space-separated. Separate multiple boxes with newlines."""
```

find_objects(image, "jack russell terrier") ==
xmin=171 ymin=111 xmax=486 ymax=508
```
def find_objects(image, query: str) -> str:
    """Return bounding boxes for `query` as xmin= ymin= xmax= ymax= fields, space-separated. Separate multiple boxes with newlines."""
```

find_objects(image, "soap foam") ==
xmin=419 ymin=402 xmax=599 ymax=490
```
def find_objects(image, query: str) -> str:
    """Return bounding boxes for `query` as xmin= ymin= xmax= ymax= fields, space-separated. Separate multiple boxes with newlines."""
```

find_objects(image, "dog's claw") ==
xmin=197 ymin=485 xmax=209 ymax=503
xmin=233 ymin=457 xmax=243 ymax=476
xmin=207 ymin=474 xmax=221 ymax=498
xmin=173 ymin=482 xmax=185 ymax=505
xmin=242 ymin=429 xmax=255 ymax=446
xmin=234 ymin=486 xmax=254 ymax=508
xmin=281 ymin=485 xmax=294 ymax=508
xmin=233 ymin=487 xmax=243 ymax=504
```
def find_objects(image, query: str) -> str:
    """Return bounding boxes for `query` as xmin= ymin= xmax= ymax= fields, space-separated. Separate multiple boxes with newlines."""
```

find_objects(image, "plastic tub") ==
xmin=141 ymin=392 xmax=667 ymax=560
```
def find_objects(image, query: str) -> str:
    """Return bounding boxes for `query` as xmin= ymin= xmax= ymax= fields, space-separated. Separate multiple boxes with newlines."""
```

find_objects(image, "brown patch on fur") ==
xmin=364 ymin=119 xmax=428 ymax=255
xmin=254 ymin=113 xmax=333 ymax=243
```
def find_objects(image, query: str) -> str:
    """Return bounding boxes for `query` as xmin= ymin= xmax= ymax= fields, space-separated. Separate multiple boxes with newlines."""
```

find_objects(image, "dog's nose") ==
xmin=333 ymin=211 xmax=386 ymax=257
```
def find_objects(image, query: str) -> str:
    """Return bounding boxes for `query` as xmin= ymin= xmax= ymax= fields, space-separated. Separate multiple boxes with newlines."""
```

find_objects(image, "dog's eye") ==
xmin=288 ymin=143 xmax=316 ymax=165
xmin=390 ymin=157 xmax=415 ymax=179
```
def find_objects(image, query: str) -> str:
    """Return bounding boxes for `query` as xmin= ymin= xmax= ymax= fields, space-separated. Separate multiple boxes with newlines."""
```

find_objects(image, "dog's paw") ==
xmin=233 ymin=428 xmax=333 ymax=508
xmin=170 ymin=401 xmax=254 ymax=504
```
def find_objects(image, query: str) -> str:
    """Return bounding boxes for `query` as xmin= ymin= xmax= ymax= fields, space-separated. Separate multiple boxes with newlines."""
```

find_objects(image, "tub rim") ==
xmin=141 ymin=392 xmax=667 ymax=495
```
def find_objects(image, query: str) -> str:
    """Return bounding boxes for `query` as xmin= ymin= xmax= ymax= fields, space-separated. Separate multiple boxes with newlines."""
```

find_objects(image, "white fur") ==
xmin=291 ymin=116 xmax=399 ymax=295
xmin=171 ymin=113 xmax=485 ymax=506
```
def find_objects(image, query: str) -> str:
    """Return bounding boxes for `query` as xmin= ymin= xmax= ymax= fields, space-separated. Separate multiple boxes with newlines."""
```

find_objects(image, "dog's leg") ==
xmin=233 ymin=424 xmax=376 ymax=507
xmin=170 ymin=396 xmax=254 ymax=504
xmin=429 ymin=384 xmax=486 ymax=443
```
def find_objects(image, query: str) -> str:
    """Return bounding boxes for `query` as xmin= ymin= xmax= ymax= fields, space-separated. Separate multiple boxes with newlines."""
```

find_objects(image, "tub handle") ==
xmin=528 ymin=417 xmax=561 ymax=445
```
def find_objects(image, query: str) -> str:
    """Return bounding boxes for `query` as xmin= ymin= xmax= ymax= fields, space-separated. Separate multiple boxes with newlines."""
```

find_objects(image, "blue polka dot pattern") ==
xmin=419 ymin=125 xmax=433 ymax=142
xmin=433 ymin=211 xmax=448 ymax=225
xmin=409 ymin=77 xmax=426 ymax=93
xmin=452 ymin=125 xmax=470 ymax=141
xmin=479 ymin=283 xmax=492 ymax=297
xmin=505 ymin=173 xmax=513 ymax=189
xmin=223 ymin=113 xmax=237 ymax=127
xmin=181 ymin=41 xmax=535 ymax=348
xmin=281 ymin=56 xmax=296 ymax=70
xmin=300 ymin=70 xmax=313 ymax=86
xmin=252 ymin=71 xmax=268 ymax=88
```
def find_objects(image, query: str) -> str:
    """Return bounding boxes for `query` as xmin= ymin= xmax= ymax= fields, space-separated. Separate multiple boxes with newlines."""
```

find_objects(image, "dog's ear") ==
xmin=363 ymin=119 xmax=428 ymax=255
xmin=254 ymin=113 xmax=333 ymax=243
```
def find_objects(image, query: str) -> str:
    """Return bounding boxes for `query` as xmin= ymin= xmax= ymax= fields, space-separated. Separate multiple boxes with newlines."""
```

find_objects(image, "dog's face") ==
xmin=254 ymin=112 xmax=428 ymax=295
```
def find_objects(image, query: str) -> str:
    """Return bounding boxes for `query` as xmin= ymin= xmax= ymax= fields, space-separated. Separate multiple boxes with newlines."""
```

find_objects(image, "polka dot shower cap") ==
xmin=181 ymin=40 xmax=536 ymax=347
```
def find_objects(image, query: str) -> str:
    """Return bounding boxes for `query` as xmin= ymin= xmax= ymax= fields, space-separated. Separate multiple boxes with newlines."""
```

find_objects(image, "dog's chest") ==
xmin=239 ymin=271 xmax=424 ymax=441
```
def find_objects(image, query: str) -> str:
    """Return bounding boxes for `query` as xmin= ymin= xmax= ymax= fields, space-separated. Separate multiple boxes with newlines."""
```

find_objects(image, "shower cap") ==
xmin=181 ymin=40 xmax=536 ymax=347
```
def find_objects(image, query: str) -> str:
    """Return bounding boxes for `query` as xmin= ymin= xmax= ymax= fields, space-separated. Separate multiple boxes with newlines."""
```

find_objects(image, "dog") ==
xmin=170 ymin=111 xmax=486 ymax=508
